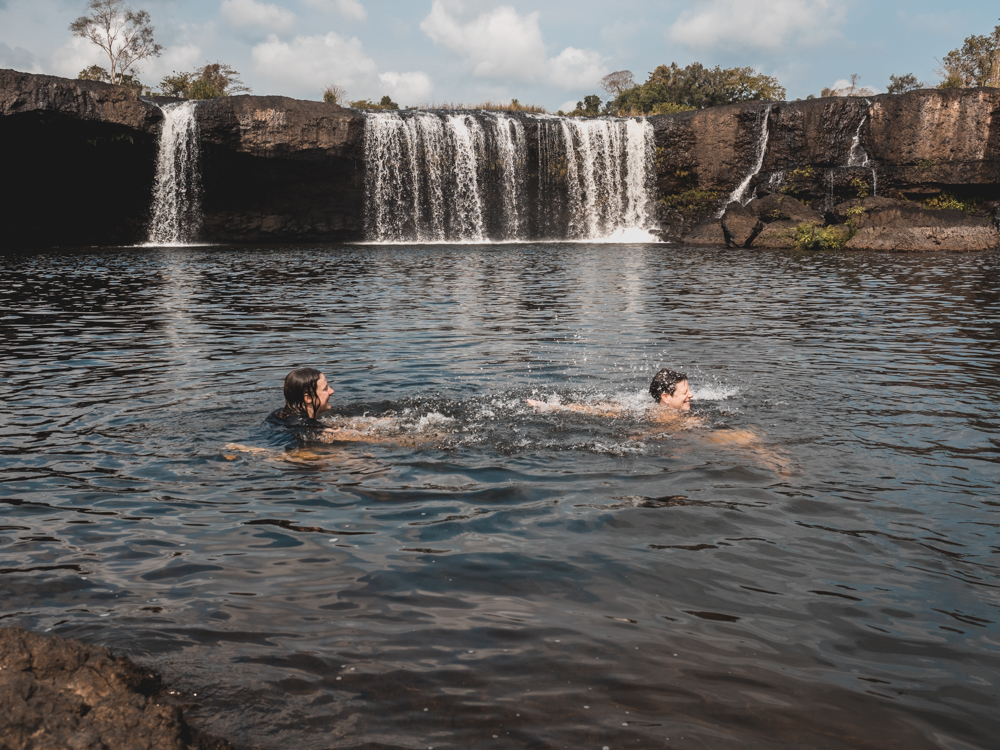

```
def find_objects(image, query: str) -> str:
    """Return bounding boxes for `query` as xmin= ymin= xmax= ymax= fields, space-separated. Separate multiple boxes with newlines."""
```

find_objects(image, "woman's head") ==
xmin=649 ymin=368 xmax=692 ymax=410
xmin=283 ymin=367 xmax=334 ymax=418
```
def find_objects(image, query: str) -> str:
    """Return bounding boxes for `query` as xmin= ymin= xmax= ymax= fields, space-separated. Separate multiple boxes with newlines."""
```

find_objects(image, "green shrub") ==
xmin=792 ymin=222 xmax=852 ymax=251
xmin=850 ymin=176 xmax=870 ymax=199
xmin=924 ymin=191 xmax=978 ymax=212
xmin=659 ymin=189 xmax=720 ymax=213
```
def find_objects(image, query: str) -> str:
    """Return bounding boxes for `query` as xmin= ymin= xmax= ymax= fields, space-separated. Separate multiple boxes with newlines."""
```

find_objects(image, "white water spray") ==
xmin=147 ymin=101 xmax=202 ymax=245
xmin=364 ymin=111 xmax=656 ymax=243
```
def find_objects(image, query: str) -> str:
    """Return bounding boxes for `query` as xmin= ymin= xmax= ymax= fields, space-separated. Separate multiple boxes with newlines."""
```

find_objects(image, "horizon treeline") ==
xmin=64 ymin=1 xmax=1000 ymax=114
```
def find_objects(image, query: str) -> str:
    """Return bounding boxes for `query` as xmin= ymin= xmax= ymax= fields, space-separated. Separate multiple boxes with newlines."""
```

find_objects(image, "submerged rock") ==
xmin=0 ymin=627 xmax=235 ymax=750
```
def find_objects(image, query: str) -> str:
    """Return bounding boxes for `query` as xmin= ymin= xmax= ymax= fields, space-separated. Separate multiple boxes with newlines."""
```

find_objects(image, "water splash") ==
xmin=147 ymin=101 xmax=202 ymax=245
xmin=723 ymin=104 xmax=773 ymax=209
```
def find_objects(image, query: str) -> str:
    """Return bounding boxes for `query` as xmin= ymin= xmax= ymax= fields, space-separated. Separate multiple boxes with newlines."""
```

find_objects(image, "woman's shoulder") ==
xmin=267 ymin=407 xmax=326 ymax=430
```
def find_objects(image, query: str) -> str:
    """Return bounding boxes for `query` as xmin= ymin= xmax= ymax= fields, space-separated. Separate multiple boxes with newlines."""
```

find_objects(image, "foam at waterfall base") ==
xmin=590 ymin=227 xmax=661 ymax=243
xmin=354 ymin=227 xmax=662 ymax=246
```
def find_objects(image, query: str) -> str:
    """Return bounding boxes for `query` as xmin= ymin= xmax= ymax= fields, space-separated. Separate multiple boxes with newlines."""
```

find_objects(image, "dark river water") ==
xmin=2 ymin=244 xmax=999 ymax=750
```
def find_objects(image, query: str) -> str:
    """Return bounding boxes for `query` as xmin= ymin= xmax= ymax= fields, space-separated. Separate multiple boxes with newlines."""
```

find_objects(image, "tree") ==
xmin=887 ymin=73 xmax=925 ymax=95
xmin=158 ymin=62 xmax=249 ymax=99
xmin=609 ymin=62 xmax=785 ymax=114
xmin=78 ymin=64 xmax=147 ymax=93
xmin=69 ymin=0 xmax=162 ymax=85
xmin=600 ymin=70 xmax=635 ymax=98
xmin=323 ymin=84 xmax=347 ymax=105
xmin=820 ymin=74 xmax=878 ymax=98
xmin=348 ymin=95 xmax=399 ymax=110
xmin=938 ymin=19 xmax=1000 ymax=88
xmin=78 ymin=64 xmax=110 ymax=82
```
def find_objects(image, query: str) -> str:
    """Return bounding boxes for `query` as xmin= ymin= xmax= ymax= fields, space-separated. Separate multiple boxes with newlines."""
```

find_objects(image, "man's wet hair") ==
xmin=283 ymin=367 xmax=323 ymax=416
xmin=649 ymin=369 xmax=688 ymax=403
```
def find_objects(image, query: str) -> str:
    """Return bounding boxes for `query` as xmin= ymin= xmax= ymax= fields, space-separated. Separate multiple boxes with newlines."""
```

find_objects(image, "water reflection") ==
xmin=1 ymin=244 xmax=999 ymax=749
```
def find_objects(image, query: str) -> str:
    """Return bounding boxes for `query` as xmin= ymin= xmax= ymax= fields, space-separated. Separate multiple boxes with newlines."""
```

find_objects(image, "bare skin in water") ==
xmin=527 ymin=369 xmax=789 ymax=472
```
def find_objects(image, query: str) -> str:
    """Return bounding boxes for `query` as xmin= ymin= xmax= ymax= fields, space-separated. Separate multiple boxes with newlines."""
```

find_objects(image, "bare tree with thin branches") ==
xmin=69 ymin=0 xmax=162 ymax=86
xmin=600 ymin=70 xmax=636 ymax=98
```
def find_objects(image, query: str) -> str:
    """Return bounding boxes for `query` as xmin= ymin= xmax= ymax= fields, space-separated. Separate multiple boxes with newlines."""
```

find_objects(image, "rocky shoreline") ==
xmin=3 ymin=68 xmax=1000 ymax=249
xmin=0 ymin=627 xmax=236 ymax=750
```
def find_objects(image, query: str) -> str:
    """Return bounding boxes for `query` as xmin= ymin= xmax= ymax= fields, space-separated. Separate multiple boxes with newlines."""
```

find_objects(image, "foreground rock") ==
xmin=0 ymin=627 xmax=235 ymax=750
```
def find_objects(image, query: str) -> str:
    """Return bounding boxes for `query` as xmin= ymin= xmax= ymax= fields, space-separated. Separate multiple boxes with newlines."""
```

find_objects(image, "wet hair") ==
xmin=283 ymin=367 xmax=323 ymax=417
xmin=649 ymin=369 xmax=688 ymax=403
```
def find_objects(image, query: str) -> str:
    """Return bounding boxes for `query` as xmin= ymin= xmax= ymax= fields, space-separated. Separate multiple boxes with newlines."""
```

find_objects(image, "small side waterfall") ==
xmin=723 ymin=104 xmax=773 ymax=208
xmin=364 ymin=111 xmax=655 ymax=243
xmin=147 ymin=101 xmax=202 ymax=245
xmin=847 ymin=102 xmax=872 ymax=168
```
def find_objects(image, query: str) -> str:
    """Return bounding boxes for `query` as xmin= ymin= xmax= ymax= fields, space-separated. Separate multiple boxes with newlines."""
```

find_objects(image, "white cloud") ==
xmin=143 ymin=43 xmax=203 ymax=82
xmin=421 ymin=1 xmax=546 ymax=81
xmin=49 ymin=36 xmax=105 ymax=78
xmin=251 ymin=32 xmax=431 ymax=101
xmin=550 ymin=47 xmax=606 ymax=90
xmin=420 ymin=0 xmax=606 ymax=90
xmin=303 ymin=0 xmax=367 ymax=22
xmin=558 ymin=99 xmax=578 ymax=113
xmin=379 ymin=71 xmax=433 ymax=102
xmin=668 ymin=0 xmax=846 ymax=50
xmin=221 ymin=0 xmax=295 ymax=32
xmin=0 ymin=41 xmax=41 ymax=73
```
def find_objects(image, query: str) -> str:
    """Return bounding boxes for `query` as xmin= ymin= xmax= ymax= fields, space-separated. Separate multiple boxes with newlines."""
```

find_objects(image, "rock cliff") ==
xmin=3 ymin=68 xmax=1000 ymax=249
xmin=651 ymin=90 xmax=1000 ymax=248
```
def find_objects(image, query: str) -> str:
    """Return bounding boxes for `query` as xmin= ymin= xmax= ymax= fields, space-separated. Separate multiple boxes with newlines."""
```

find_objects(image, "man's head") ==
xmin=649 ymin=368 xmax=692 ymax=411
xmin=283 ymin=367 xmax=334 ymax=418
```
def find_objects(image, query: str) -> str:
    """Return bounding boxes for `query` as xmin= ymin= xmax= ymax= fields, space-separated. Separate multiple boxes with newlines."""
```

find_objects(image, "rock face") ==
xmin=0 ymin=68 xmax=365 ymax=246
xmin=3 ymin=68 xmax=1000 ymax=249
xmin=651 ymin=89 xmax=1000 ymax=250
xmin=194 ymin=95 xmax=365 ymax=243
xmin=0 ymin=627 xmax=235 ymax=750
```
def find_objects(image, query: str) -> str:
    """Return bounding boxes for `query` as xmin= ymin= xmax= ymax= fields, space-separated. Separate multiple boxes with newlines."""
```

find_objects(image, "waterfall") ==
xmin=723 ymin=104 xmax=773 ymax=209
xmin=847 ymin=104 xmax=871 ymax=167
xmin=364 ymin=111 xmax=655 ymax=243
xmin=147 ymin=101 xmax=202 ymax=245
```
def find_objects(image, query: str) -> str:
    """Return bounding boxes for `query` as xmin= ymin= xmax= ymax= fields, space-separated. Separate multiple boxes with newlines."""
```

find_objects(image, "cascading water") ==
xmin=147 ymin=101 xmax=202 ymax=245
xmin=847 ymin=102 xmax=872 ymax=168
xmin=364 ymin=111 xmax=655 ymax=243
xmin=723 ymin=104 xmax=773 ymax=209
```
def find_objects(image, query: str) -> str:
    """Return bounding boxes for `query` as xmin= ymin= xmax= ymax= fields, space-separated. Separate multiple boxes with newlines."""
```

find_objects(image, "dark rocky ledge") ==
xmin=4 ymin=68 xmax=1000 ymax=249
xmin=0 ymin=627 xmax=236 ymax=750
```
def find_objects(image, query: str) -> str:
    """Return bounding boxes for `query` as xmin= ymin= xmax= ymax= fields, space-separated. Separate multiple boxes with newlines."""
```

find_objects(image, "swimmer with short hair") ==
xmin=527 ymin=368 xmax=790 ymax=472
xmin=526 ymin=368 xmax=695 ymax=419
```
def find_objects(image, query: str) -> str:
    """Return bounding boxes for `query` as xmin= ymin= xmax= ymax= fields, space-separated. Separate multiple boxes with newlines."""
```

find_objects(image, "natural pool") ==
xmin=2 ymin=244 xmax=998 ymax=749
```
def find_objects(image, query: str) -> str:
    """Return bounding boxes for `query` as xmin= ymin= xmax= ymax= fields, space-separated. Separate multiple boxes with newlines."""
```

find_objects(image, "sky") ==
xmin=1 ymin=0 xmax=998 ymax=111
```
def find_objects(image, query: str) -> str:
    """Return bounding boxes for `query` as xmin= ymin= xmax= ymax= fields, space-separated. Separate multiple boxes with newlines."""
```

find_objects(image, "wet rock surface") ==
xmin=0 ymin=627 xmax=236 ymax=750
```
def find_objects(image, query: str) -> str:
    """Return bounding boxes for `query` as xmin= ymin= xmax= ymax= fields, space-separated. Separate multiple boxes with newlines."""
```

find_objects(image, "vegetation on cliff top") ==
xmin=159 ymin=63 xmax=250 ymax=99
xmin=69 ymin=0 xmax=161 ymax=86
